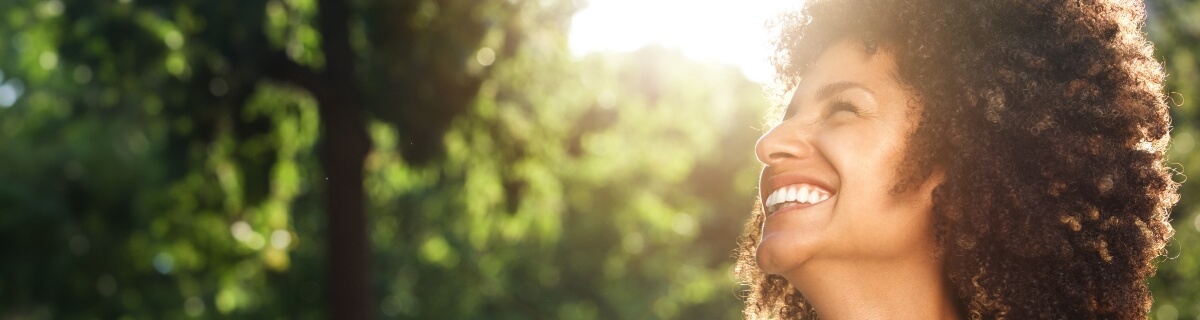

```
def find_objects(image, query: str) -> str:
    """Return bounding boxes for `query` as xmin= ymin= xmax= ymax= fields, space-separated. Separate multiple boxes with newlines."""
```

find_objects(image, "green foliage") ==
xmin=362 ymin=44 xmax=767 ymax=318
xmin=1147 ymin=1 xmax=1200 ymax=319
xmin=0 ymin=0 xmax=332 ymax=317
xmin=0 ymin=0 xmax=765 ymax=318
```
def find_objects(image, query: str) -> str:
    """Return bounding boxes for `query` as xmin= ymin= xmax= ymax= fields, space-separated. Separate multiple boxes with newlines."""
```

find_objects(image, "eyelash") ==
xmin=826 ymin=98 xmax=861 ymax=118
xmin=782 ymin=98 xmax=862 ymax=120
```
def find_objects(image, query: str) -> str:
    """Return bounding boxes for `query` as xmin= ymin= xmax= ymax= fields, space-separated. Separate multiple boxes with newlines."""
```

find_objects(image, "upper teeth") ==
xmin=764 ymin=184 xmax=832 ymax=213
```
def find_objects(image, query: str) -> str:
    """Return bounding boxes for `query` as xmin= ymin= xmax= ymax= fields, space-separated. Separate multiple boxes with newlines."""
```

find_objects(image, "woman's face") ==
xmin=754 ymin=39 xmax=940 ymax=275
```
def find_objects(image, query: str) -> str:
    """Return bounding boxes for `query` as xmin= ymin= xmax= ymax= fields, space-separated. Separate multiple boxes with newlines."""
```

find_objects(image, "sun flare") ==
xmin=568 ymin=0 xmax=802 ymax=83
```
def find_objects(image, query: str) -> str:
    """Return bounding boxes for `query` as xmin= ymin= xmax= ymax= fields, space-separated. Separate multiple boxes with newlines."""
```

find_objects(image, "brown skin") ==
xmin=755 ymin=39 xmax=958 ymax=319
xmin=735 ymin=0 xmax=1178 ymax=318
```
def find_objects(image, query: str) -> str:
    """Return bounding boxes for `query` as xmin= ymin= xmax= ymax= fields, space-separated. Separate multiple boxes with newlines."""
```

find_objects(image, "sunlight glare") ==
xmin=569 ymin=0 xmax=802 ymax=83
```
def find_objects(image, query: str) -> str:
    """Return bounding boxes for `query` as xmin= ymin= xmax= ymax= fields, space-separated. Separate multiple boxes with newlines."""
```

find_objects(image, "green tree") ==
xmin=360 ymin=45 xmax=768 ymax=318
xmin=0 ymin=0 xmax=771 ymax=318
xmin=0 ymin=0 xmax=578 ymax=317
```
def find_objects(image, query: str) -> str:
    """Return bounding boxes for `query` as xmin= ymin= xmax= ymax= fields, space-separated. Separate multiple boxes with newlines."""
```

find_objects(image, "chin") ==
xmin=755 ymin=234 xmax=816 ymax=275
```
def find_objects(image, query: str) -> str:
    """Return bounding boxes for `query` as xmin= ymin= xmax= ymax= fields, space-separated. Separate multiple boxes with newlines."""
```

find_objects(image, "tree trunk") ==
xmin=318 ymin=89 xmax=371 ymax=320
xmin=316 ymin=0 xmax=372 ymax=318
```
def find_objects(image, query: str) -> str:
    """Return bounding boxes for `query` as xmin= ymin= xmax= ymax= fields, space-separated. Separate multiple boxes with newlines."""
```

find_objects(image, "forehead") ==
xmin=792 ymin=38 xmax=905 ymax=99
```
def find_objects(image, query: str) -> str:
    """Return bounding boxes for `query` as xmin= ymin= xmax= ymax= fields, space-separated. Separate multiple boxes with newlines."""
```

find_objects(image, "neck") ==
xmin=783 ymin=254 xmax=961 ymax=320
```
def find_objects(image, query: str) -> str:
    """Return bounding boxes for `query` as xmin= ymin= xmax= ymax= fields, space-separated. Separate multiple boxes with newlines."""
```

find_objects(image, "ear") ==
xmin=920 ymin=166 xmax=946 ymax=196
xmin=923 ymin=166 xmax=947 ymax=258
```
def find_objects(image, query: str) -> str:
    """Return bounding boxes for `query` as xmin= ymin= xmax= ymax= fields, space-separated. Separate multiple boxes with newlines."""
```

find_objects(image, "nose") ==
xmin=755 ymin=121 xmax=815 ymax=166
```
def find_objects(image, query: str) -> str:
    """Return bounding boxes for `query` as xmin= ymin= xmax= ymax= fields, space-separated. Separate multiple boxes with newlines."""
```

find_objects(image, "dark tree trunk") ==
xmin=316 ymin=0 xmax=372 ymax=318
xmin=263 ymin=0 xmax=372 ymax=315
xmin=317 ymin=90 xmax=371 ymax=320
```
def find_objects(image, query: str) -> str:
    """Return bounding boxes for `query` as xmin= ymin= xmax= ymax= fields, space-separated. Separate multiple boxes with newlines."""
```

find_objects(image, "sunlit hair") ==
xmin=734 ymin=0 xmax=1180 ymax=318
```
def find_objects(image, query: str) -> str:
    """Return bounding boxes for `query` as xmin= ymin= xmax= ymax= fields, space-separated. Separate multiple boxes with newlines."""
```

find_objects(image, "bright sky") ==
xmin=568 ymin=0 xmax=801 ymax=83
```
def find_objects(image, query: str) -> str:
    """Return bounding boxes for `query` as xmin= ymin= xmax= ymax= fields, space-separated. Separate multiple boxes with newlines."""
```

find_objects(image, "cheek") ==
xmin=819 ymin=124 xmax=909 ymax=187
xmin=819 ymin=125 xmax=933 ymax=252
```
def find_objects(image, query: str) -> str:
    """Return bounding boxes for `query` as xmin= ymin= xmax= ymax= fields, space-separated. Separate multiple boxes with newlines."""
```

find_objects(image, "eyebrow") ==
xmin=785 ymin=80 xmax=876 ymax=117
xmin=814 ymin=81 xmax=874 ymax=101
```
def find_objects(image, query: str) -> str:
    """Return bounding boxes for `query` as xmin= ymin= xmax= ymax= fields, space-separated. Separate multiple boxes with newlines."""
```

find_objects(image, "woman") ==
xmin=734 ymin=0 xmax=1180 ymax=318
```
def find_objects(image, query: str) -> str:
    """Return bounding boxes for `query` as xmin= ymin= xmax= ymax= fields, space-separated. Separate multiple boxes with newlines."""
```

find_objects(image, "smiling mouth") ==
xmin=763 ymin=184 xmax=833 ymax=215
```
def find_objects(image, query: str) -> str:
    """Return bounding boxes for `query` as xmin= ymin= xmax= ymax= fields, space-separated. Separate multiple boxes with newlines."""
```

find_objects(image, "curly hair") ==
xmin=734 ymin=0 xmax=1180 ymax=318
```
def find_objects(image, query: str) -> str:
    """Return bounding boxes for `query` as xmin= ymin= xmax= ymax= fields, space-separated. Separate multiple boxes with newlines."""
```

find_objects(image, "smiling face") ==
xmin=754 ymin=38 xmax=941 ymax=275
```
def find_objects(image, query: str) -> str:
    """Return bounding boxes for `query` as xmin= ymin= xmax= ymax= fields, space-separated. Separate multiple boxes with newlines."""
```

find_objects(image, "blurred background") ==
xmin=0 ymin=0 xmax=1196 ymax=319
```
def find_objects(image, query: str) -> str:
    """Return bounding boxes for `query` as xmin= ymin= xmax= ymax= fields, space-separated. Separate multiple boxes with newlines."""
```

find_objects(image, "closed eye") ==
xmin=781 ymin=98 xmax=862 ymax=123
xmin=825 ymin=98 xmax=861 ymax=119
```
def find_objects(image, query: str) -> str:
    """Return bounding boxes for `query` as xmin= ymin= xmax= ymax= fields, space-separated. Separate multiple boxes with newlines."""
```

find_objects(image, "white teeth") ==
xmin=763 ymin=184 xmax=834 ymax=214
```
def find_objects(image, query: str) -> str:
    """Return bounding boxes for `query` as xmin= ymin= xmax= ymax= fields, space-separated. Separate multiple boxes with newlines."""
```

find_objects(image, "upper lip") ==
xmin=760 ymin=168 xmax=837 ymax=209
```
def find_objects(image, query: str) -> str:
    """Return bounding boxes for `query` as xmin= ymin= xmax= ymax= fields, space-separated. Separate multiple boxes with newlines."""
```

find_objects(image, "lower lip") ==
xmin=766 ymin=199 xmax=831 ymax=218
